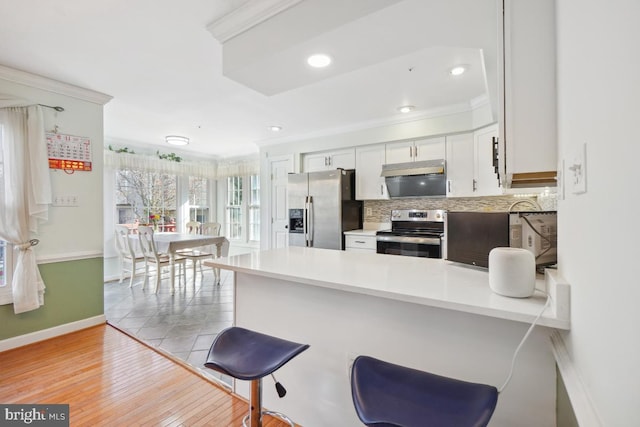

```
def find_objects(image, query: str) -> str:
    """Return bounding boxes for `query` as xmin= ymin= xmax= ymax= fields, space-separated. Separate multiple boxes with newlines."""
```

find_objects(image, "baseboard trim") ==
xmin=0 ymin=315 xmax=106 ymax=352
xmin=550 ymin=330 xmax=602 ymax=427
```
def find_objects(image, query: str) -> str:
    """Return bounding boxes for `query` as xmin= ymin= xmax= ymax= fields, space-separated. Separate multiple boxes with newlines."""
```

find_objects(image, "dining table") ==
xmin=135 ymin=232 xmax=227 ymax=294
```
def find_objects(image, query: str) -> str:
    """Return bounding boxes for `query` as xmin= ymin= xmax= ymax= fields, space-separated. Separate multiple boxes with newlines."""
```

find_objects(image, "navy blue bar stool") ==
xmin=351 ymin=355 xmax=498 ymax=427
xmin=205 ymin=326 xmax=309 ymax=427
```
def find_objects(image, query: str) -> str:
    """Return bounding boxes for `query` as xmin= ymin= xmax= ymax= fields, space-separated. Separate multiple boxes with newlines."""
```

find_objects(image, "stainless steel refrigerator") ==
xmin=288 ymin=169 xmax=362 ymax=250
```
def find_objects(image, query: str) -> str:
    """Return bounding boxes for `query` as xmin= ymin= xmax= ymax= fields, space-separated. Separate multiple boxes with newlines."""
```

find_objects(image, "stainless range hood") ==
xmin=381 ymin=159 xmax=446 ymax=198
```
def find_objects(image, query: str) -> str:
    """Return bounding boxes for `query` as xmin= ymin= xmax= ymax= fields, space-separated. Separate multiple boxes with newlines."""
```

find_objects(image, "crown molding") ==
xmin=0 ymin=64 xmax=112 ymax=105
xmin=207 ymin=0 xmax=303 ymax=43
xmin=256 ymin=101 xmax=476 ymax=148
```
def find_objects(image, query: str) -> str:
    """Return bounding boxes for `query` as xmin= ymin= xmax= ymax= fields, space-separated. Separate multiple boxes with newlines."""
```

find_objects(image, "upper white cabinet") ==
xmin=303 ymin=148 xmax=355 ymax=172
xmin=385 ymin=137 xmax=445 ymax=165
xmin=473 ymin=124 xmax=502 ymax=195
xmin=500 ymin=0 xmax=557 ymax=187
xmin=355 ymin=144 xmax=388 ymax=200
xmin=445 ymin=133 xmax=474 ymax=197
xmin=446 ymin=125 xmax=501 ymax=197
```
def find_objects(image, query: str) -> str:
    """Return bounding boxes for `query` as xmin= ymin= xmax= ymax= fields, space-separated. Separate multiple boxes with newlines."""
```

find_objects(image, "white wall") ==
xmin=556 ymin=1 xmax=640 ymax=425
xmin=0 ymin=71 xmax=108 ymax=262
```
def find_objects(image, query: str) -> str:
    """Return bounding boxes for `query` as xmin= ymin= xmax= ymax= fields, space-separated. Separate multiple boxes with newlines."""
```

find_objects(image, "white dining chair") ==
xmin=137 ymin=225 xmax=186 ymax=293
xmin=114 ymin=225 xmax=146 ymax=288
xmin=178 ymin=221 xmax=219 ymax=286
xmin=201 ymin=222 xmax=221 ymax=236
xmin=185 ymin=221 xmax=201 ymax=235
xmin=212 ymin=237 xmax=230 ymax=285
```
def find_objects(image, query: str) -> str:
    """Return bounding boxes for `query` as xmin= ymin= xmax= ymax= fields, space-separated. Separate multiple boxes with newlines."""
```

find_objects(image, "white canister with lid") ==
xmin=488 ymin=247 xmax=536 ymax=298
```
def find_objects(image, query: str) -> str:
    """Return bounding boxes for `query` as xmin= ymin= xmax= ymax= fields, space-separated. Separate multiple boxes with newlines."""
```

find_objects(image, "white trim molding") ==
xmin=550 ymin=330 xmax=603 ymax=427
xmin=207 ymin=0 xmax=303 ymax=43
xmin=0 ymin=64 xmax=112 ymax=105
xmin=36 ymin=250 xmax=103 ymax=264
xmin=0 ymin=315 xmax=106 ymax=352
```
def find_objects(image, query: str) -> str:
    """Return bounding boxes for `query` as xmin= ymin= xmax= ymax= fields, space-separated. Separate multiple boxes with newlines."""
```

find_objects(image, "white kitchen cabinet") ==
xmin=445 ymin=125 xmax=501 ymax=197
xmin=500 ymin=0 xmax=557 ymax=187
xmin=303 ymin=148 xmax=355 ymax=172
xmin=355 ymin=144 xmax=388 ymax=200
xmin=344 ymin=234 xmax=377 ymax=253
xmin=473 ymin=124 xmax=502 ymax=195
xmin=385 ymin=137 xmax=445 ymax=165
xmin=445 ymin=133 xmax=474 ymax=197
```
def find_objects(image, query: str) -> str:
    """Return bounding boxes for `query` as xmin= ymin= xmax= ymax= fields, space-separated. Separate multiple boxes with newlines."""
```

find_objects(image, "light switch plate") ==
xmin=52 ymin=194 xmax=79 ymax=207
xmin=568 ymin=143 xmax=587 ymax=194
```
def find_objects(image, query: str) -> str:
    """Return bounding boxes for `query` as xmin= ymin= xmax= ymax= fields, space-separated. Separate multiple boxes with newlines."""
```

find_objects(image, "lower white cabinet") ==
xmin=344 ymin=234 xmax=377 ymax=253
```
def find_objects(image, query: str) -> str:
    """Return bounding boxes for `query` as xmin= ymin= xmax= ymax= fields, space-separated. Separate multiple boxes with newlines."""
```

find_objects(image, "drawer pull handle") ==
xmin=355 ymin=240 xmax=366 ymax=244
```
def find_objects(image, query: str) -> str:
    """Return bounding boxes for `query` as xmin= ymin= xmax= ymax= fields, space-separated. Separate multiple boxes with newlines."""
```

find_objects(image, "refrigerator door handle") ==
xmin=304 ymin=196 xmax=309 ymax=246
xmin=307 ymin=196 xmax=314 ymax=247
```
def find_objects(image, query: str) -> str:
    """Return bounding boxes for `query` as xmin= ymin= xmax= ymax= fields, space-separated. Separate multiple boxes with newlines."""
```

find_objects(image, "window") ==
xmin=249 ymin=175 xmax=260 ymax=241
xmin=115 ymin=169 xmax=177 ymax=227
xmin=226 ymin=176 xmax=243 ymax=239
xmin=188 ymin=176 xmax=209 ymax=223
xmin=225 ymin=175 xmax=260 ymax=242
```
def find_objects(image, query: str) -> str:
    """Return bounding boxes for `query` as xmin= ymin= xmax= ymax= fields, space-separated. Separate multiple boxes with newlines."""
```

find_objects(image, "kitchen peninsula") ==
xmin=204 ymin=247 xmax=570 ymax=427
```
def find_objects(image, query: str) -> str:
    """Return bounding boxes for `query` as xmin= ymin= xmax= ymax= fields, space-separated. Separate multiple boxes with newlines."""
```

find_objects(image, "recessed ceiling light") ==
xmin=165 ymin=135 xmax=189 ymax=146
xmin=269 ymin=125 xmax=282 ymax=132
xmin=398 ymin=105 xmax=415 ymax=114
xmin=450 ymin=65 xmax=467 ymax=76
xmin=307 ymin=54 xmax=332 ymax=68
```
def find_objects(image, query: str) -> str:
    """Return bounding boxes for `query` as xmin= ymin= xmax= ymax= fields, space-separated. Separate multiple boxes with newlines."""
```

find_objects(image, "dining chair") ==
xmin=114 ymin=225 xmax=146 ymax=288
xmin=176 ymin=220 xmax=211 ymax=285
xmin=185 ymin=220 xmax=201 ymax=235
xmin=137 ymin=225 xmax=186 ymax=293
xmin=201 ymin=222 xmax=221 ymax=236
xmin=212 ymin=237 xmax=230 ymax=285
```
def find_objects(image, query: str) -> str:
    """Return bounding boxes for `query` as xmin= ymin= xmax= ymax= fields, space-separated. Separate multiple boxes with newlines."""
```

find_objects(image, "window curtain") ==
xmin=216 ymin=156 xmax=259 ymax=178
xmin=104 ymin=149 xmax=218 ymax=179
xmin=0 ymin=105 xmax=51 ymax=313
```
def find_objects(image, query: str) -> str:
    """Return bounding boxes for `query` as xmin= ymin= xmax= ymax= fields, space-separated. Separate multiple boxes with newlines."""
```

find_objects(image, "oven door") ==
xmin=376 ymin=234 xmax=442 ymax=258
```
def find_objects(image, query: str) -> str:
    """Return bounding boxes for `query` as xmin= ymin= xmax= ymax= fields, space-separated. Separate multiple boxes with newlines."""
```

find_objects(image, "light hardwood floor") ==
xmin=0 ymin=325 xmax=291 ymax=426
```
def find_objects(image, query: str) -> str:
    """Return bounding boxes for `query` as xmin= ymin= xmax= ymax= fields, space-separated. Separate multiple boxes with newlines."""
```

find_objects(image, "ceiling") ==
xmin=0 ymin=0 xmax=498 ymax=159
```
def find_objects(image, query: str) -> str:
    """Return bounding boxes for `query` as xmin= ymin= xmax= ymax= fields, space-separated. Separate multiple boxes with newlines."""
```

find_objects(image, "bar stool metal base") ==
xmin=242 ymin=378 xmax=295 ymax=427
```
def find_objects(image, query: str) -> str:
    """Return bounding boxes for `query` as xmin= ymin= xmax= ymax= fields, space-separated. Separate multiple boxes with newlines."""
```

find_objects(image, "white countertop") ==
xmin=205 ymin=247 xmax=570 ymax=329
xmin=343 ymin=229 xmax=378 ymax=236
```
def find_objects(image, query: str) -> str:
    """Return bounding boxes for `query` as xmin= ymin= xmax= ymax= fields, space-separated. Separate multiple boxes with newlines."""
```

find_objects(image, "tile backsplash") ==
xmin=363 ymin=195 xmax=548 ymax=223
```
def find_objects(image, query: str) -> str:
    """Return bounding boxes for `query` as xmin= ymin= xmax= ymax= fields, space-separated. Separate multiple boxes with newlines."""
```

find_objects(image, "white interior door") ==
xmin=270 ymin=155 xmax=293 ymax=248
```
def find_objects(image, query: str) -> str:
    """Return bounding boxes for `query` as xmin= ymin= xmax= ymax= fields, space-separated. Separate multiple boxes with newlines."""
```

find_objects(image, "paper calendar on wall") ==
xmin=46 ymin=132 xmax=92 ymax=171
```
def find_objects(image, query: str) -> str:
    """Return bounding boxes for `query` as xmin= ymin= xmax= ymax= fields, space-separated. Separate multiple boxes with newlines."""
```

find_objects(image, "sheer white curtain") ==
xmin=104 ymin=149 xmax=218 ymax=179
xmin=0 ymin=105 xmax=51 ymax=313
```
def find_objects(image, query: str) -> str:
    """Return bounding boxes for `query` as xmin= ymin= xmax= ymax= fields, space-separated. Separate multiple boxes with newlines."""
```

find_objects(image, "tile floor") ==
xmin=104 ymin=266 xmax=234 ymax=386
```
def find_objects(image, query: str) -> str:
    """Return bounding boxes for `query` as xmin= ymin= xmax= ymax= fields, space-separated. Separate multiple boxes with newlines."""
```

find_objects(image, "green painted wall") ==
xmin=0 ymin=258 xmax=104 ymax=340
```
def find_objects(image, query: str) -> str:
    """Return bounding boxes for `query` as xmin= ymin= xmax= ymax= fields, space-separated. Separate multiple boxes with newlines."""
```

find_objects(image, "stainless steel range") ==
xmin=376 ymin=209 xmax=446 ymax=258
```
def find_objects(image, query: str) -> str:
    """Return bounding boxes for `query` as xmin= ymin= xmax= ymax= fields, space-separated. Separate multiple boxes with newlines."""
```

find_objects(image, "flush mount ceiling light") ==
xmin=449 ymin=65 xmax=467 ymax=76
xmin=268 ymin=125 xmax=282 ymax=132
xmin=307 ymin=53 xmax=332 ymax=68
xmin=165 ymin=135 xmax=189 ymax=146
xmin=397 ymin=105 xmax=415 ymax=114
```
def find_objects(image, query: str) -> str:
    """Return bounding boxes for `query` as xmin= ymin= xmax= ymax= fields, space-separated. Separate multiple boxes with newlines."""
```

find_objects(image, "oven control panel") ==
xmin=391 ymin=209 xmax=445 ymax=222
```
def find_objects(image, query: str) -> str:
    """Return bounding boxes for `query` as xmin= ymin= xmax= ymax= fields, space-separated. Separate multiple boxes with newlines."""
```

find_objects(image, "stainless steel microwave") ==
xmin=446 ymin=211 xmax=557 ymax=268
